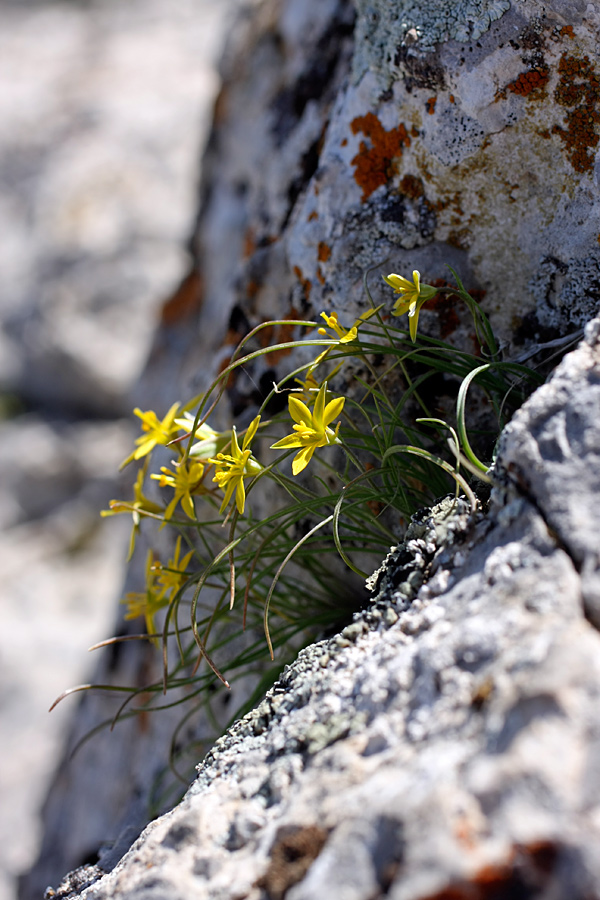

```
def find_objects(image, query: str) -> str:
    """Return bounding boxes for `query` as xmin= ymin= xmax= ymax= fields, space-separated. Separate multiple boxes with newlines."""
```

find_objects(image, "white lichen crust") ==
xmin=353 ymin=0 xmax=511 ymax=82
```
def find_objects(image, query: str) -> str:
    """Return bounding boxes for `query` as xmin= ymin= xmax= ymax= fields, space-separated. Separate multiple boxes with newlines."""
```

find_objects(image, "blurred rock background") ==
xmin=0 ymin=1 xmax=240 ymax=897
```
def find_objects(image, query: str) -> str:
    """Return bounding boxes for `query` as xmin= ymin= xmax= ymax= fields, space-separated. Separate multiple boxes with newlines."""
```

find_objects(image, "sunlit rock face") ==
xmin=179 ymin=0 xmax=599 ymax=417
xmin=49 ymin=317 xmax=600 ymax=900
xmin=24 ymin=0 xmax=600 ymax=897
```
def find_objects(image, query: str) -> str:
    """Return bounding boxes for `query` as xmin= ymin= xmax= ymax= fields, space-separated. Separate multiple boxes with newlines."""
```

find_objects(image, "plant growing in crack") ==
xmin=53 ymin=263 xmax=545 ymax=799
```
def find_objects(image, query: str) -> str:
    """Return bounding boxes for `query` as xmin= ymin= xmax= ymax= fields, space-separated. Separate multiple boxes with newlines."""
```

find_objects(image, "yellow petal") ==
xmin=289 ymin=395 xmax=313 ymax=426
xmin=383 ymin=273 xmax=414 ymax=293
xmin=235 ymin=478 xmax=246 ymax=514
xmin=291 ymin=444 xmax=315 ymax=475
xmin=313 ymin=382 xmax=327 ymax=430
xmin=323 ymin=395 xmax=345 ymax=428
xmin=409 ymin=308 xmax=420 ymax=342
xmin=242 ymin=415 xmax=261 ymax=451
xmin=270 ymin=433 xmax=305 ymax=450
xmin=182 ymin=494 xmax=196 ymax=519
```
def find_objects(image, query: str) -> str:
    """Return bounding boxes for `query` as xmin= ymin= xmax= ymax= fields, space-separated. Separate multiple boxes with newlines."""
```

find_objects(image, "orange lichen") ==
xmin=293 ymin=264 xmax=312 ymax=301
xmin=426 ymin=97 xmax=437 ymax=114
xmin=350 ymin=112 xmax=411 ymax=201
xmin=418 ymin=841 xmax=558 ymax=900
xmin=316 ymin=267 xmax=325 ymax=285
xmin=411 ymin=125 xmax=420 ymax=138
xmin=160 ymin=270 xmax=203 ymax=326
xmin=307 ymin=210 xmax=318 ymax=222
xmin=427 ymin=290 xmax=461 ymax=340
xmin=449 ymin=94 xmax=455 ymax=104
xmin=243 ymin=226 xmax=256 ymax=259
xmin=317 ymin=241 xmax=332 ymax=262
xmin=340 ymin=137 xmax=348 ymax=147
xmin=507 ymin=68 xmax=549 ymax=96
xmin=552 ymin=53 xmax=600 ymax=173
xmin=398 ymin=174 xmax=425 ymax=200
xmin=560 ymin=25 xmax=574 ymax=39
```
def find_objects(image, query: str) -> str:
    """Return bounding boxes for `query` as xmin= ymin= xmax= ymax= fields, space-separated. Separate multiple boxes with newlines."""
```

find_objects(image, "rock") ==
xmin=23 ymin=0 xmax=600 ymax=896
xmin=0 ymin=0 xmax=240 ymax=417
xmin=49 ymin=318 xmax=600 ymax=898
xmin=0 ymin=2 xmax=242 ymax=898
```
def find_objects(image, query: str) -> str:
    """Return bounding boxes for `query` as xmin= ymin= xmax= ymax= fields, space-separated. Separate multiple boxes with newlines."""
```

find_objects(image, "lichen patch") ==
xmin=350 ymin=112 xmax=411 ymax=201
xmin=552 ymin=53 xmax=600 ymax=174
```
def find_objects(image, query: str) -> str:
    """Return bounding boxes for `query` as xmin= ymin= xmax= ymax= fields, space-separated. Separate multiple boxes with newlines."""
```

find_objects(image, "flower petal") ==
xmin=322 ymin=395 xmax=345 ymax=428
xmin=289 ymin=395 xmax=313 ymax=426
xmin=230 ymin=427 xmax=242 ymax=460
xmin=270 ymin=434 xmax=305 ymax=449
xmin=383 ymin=273 xmax=414 ymax=292
xmin=409 ymin=308 xmax=420 ymax=342
xmin=220 ymin=478 xmax=237 ymax=513
xmin=182 ymin=493 xmax=196 ymax=519
xmin=235 ymin=478 xmax=246 ymax=514
xmin=292 ymin=444 xmax=315 ymax=475
xmin=164 ymin=494 xmax=180 ymax=520
xmin=313 ymin=382 xmax=327 ymax=430
xmin=391 ymin=296 xmax=412 ymax=317
xmin=242 ymin=415 xmax=261 ymax=452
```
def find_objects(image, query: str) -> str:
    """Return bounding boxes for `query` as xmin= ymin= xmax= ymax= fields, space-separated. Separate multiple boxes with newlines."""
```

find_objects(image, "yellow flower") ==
xmin=313 ymin=308 xmax=376 ymax=369
xmin=209 ymin=416 xmax=262 ymax=515
xmin=382 ymin=270 xmax=438 ymax=341
xmin=150 ymin=458 xmax=207 ymax=521
xmin=101 ymin=465 xmax=163 ymax=560
xmin=121 ymin=402 xmax=181 ymax=468
xmin=318 ymin=311 xmax=360 ymax=343
xmin=270 ymin=381 xmax=344 ymax=475
xmin=122 ymin=549 xmax=168 ymax=644
xmin=153 ymin=535 xmax=194 ymax=605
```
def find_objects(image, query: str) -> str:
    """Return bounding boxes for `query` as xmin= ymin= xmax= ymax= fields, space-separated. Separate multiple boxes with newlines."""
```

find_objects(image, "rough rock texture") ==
xmin=175 ymin=0 xmax=600 ymax=421
xmin=54 ymin=317 xmax=600 ymax=899
xmin=24 ymin=0 xmax=600 ymax=896
xmin=0 ymin=0 xmax=236 ymax=417
xmin=0 ymin=3 xmax=240 ymax=899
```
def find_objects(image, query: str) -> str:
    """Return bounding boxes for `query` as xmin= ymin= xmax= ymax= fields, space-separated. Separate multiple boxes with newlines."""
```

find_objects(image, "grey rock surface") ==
xmin=24 ymin=0 xmax=600 ymax=896
xmin=0 ymin=3 xmax=241 ymax=900
xmin=0 ymin=0 xmax=238 ymax=417
xmin=55 ymin=318 xmax=600 ymax=899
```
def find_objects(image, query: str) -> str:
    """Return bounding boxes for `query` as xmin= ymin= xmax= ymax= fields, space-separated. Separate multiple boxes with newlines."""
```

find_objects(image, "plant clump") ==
xmin=55 ymin=264 xmax=543 ymax=791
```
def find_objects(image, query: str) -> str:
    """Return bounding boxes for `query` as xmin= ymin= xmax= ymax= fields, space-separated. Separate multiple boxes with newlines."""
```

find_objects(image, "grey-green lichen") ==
xmin=352 ymin=0 xmax=511 ymax=83
xmin=194 ymin=495 xmax=478 ymax=788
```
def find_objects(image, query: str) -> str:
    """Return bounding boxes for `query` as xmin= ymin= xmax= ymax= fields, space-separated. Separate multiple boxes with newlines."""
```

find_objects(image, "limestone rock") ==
xmin=24 ymin=0 xmax=600 ymax=896
xmin=0 ymin=0 xmax=239 ymax=417
xmin=53 ymin=318 xmax=600 ymax=899
xmin=1 ymin=2 xmax=240 ymax=898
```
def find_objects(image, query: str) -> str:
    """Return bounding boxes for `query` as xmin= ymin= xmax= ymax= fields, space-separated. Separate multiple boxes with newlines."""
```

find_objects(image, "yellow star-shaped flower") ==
xmin=382 ymin=270 xmax=438 ymax=341
xmin=122 ymin=549 xmax=168 ymax=644
xmin=271 ymin=381 xmax=345 ymax=475
xmin=153 ymin=535 xmax=195 ymax=605
xmin=121 ymin=402 xmax=181 ymax=468
xmin=101 ymin=465 xmax=163 ymax=560
xmin=150 ymin=458 xmax=207 ymax=521
xmin=209 ymin=416 xmax=262 ymax=515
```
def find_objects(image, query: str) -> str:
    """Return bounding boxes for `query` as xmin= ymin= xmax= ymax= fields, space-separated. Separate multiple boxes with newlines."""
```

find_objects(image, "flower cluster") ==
xmin=107 ymin=267 xmax=441 ymax=640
